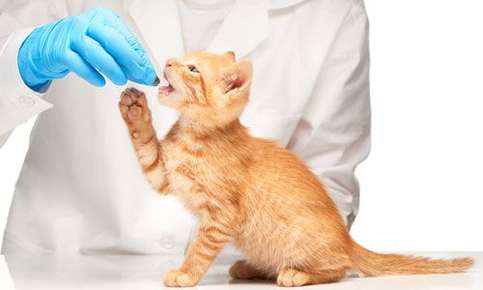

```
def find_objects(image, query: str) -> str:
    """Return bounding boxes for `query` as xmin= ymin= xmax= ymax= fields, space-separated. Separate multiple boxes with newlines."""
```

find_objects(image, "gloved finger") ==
xmin=71 ymin=35 xmax=128 ymax=86
xmin=86 ymin=24 xmax=154 ymax=85
xmin=92 ymin=13 xmax=158 ymax=85
xmin=62 ymin=49 xmax=106 ymax=87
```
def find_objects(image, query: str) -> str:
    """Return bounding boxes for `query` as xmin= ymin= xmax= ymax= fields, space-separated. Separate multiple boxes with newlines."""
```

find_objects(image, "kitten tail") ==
xmin=351 ymin=240 xmax=474 ymax=276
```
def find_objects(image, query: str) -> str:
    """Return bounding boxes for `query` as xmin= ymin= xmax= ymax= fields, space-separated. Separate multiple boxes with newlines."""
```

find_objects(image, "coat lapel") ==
xmin=207 ymin=0 xmax=269 ymax=58
xmin=127 ymin=0 xmax=184 ymax=71
xmin=128 ymin=0 xmax=302 ymax=63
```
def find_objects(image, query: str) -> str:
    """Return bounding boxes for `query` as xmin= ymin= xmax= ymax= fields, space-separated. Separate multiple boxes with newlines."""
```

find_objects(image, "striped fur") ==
xmin=120 ymin=52 xmax=473 ymax=287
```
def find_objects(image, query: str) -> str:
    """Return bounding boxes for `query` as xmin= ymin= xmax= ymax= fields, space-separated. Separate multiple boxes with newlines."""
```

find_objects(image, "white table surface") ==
xmin=0 ymin=252 xmax=481 ymax=289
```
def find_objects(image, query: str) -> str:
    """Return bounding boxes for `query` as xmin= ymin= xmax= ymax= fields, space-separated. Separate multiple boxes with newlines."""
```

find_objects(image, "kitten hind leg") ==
xmin=229 ymin=260 xmax=269 ymax=280
xmin=277 ymin=268 xmax=346 ymax=287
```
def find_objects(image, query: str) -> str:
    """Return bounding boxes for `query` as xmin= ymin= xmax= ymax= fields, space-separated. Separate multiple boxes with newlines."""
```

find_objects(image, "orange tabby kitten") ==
xmin=119 ymin=51 xmax=473 ymax=287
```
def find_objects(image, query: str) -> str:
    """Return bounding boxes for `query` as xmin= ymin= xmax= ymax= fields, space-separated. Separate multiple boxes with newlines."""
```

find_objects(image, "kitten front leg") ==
xmin=164 ymin=221 xmax=232 ymax=287
xmin=119 ymin=88 xmax=169 ymax=193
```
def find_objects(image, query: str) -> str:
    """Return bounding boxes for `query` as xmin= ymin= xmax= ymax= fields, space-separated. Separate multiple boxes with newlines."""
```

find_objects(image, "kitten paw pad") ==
xmin=163 ymin=270 xmax=197 ymax=287
xmin=119 ymin=88 xmax=154 ymax=141
xmin=119 ymin=87 xmax=150 ymax=123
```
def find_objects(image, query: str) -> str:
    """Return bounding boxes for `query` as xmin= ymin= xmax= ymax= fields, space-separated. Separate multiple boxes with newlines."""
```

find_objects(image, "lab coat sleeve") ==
xmin=0 ymin=131 xmax=12 ymax=147
xmin=289 ymin=0 xmax=371 ymax=227
xmin=0 ymin=1 xmax=68 ymax=139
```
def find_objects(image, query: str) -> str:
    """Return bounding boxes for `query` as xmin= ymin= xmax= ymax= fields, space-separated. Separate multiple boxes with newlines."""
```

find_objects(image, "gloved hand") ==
xmin=17 ymin=8 xmax=159 ymax=92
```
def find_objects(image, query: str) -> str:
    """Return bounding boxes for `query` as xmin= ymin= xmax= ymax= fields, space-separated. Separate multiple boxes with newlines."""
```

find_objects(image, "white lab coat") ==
xmin=0 ymin=0 xmax=371 ymax=255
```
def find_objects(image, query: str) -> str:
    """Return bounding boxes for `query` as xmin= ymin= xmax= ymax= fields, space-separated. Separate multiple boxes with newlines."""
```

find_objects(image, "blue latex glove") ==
xmin=18 ymin=8 xmax=159 ymax=92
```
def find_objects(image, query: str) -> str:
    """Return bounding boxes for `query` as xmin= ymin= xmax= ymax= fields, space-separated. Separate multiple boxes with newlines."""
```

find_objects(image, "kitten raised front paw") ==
xmin=119 ymin=87 xmax=154 ymax=142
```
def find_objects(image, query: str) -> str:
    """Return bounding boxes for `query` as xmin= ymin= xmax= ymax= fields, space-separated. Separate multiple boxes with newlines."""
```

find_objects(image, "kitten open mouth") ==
xmin=159 ymin=84 xmax=174 ymax=96
xmin=159 ymin=71 xmax=175 ymax=96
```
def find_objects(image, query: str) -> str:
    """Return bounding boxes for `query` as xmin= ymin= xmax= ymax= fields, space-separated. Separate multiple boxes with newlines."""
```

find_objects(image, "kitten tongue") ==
xmin=159 ymin=84 xmax=174 ymax=96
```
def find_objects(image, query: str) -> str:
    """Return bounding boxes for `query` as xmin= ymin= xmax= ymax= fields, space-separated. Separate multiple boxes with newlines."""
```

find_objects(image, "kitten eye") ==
xmin=188 ymin=65 xmax=200 ymax=73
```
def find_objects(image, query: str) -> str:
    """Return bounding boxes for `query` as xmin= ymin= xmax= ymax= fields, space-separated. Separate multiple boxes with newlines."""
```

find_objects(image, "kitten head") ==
xmin=159 ymin=51 xmax=252 ymax=129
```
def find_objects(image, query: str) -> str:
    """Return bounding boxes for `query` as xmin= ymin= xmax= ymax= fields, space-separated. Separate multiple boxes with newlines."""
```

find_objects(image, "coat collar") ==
xmin=269 ymin=0 xmax=309 ymax=10
xmin=124 ymin=0 xmax=310 ymax=11
xmin=206 ymin=0 xmax=269 ymax=57
xmin=127 ymin=0 xmax=184 ymax=72
xmin=127 ymin=0 xmax=307 ymax=69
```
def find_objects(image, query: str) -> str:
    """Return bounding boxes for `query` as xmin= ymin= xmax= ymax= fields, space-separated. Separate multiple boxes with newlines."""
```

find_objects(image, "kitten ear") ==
xmin=223 ymin=51 xmax=236 ymax=62
xmin=219 ymin=60 xmax=252 ymax=99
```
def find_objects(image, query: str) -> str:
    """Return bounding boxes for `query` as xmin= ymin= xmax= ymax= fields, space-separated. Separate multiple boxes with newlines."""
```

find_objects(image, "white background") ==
xmin=1 ymin=0 xmax=482 ymax=252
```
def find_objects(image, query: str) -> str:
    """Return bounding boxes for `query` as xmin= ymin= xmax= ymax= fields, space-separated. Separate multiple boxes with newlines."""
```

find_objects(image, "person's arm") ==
xmin=0 ymin=3 xmax=159 ymax=140
xmin=289 ymin=0 xmax=371 ymax=228
xmin=0 ymin=29 xmax=54 ymax=138
xmin=0 ymin=0 xmax=65 ymax=140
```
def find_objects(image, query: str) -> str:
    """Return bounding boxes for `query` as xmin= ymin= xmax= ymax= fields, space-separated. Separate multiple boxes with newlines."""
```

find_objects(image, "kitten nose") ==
xmin=165 ymin=59 xmax=175 ymax=68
